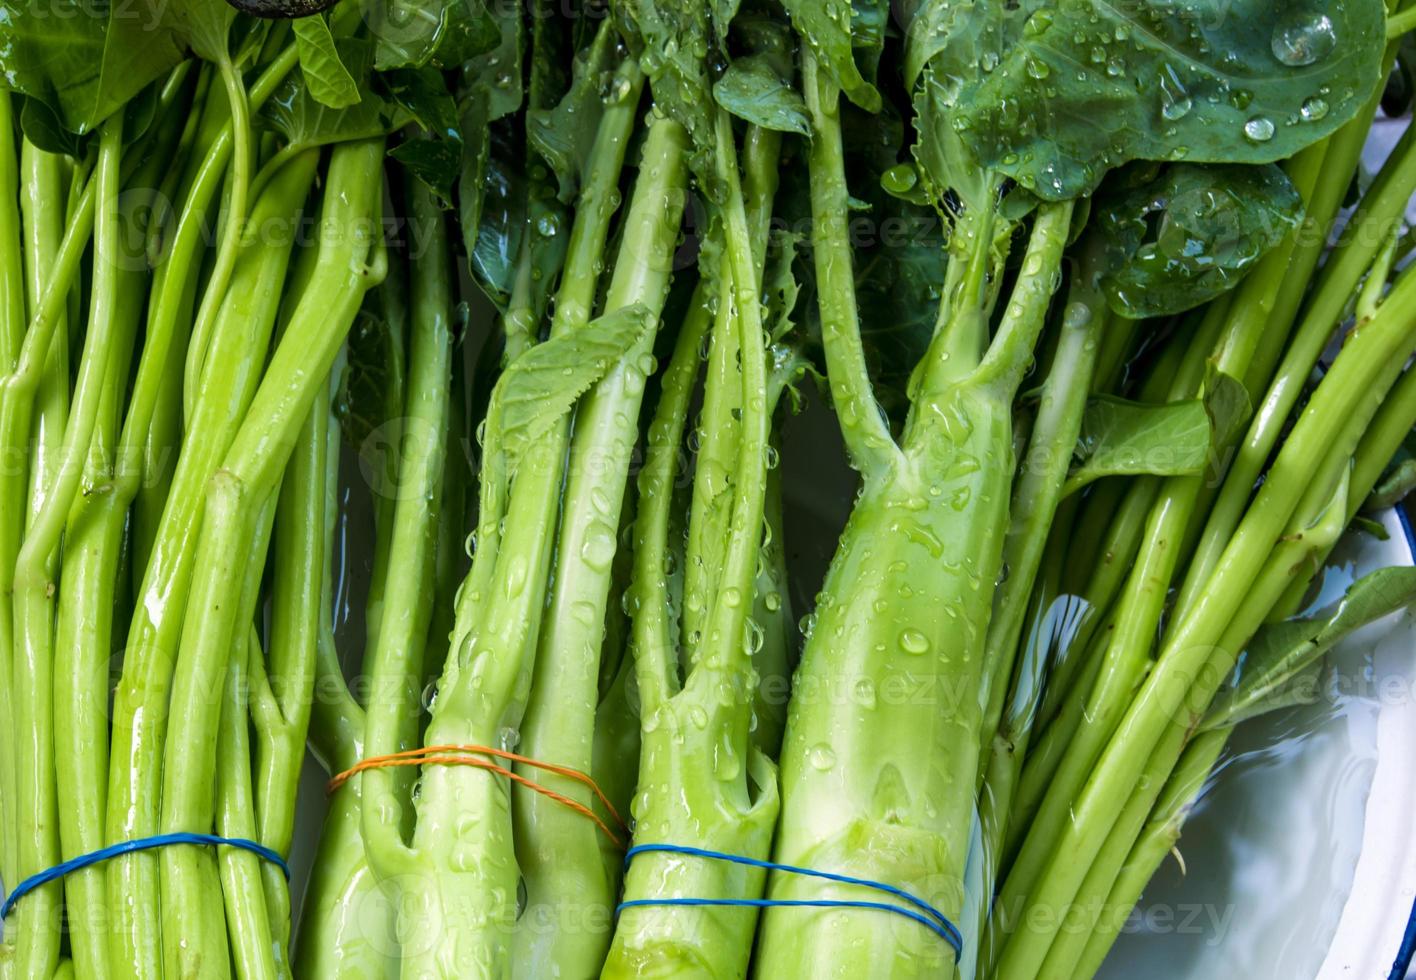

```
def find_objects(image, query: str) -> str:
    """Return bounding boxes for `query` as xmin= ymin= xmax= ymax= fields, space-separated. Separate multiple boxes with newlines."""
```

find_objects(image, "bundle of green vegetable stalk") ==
xmin=3 ymin=0 xmax=1416 ymax=977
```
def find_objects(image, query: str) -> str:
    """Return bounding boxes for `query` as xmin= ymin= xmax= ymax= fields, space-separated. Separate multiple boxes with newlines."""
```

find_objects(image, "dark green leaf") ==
xmin=1369 ymin=458 xmax=1416 ymax=512
xmin=528 ymin=19 xmax=620 ymax=203
xmin=1063 ymin=395 xmax=1211 ymax=495
xmin=1095 ymin=164 xmax=1302 ymax=318
xmin=462 ymin=0 xmax=525 ymax=122
xmin=1205 ymin=566 xmax=1416 ymax=730
xmin=467 ymin=122 xmax=570 ymax=314
xmin=166 ymin=0 xmax=235 ymax=64
xmin=1349 ymin=514 xmax=1391 ymax=539
xmin=1365 ymin=429 xmax=1416 ymax=512
xmin=392 ymin=138 xmax=463 ymax=207
xmin=19 ymin=96 xmax=87 ymax=158
xmin=780 ymin=0 xmax=884 ymax=111
xmin=456 ymin=0 xmax=525 ymax=233
xmin=713 ymin=55 xmax=810 ymax=135
xmin=764 ymin=228 xmax=803 ymax=344
xmin=122 ymin=78 xmax=167 ymax=153
xmin=371 ymin=0 xmax=500 ymax=70
xmin=0 ymin=0 xmax=184 ymax=135
xmin=383 ymin=67 xmax=464 ymax=205
xmin=383 ymin=68 xmax=461 ymax=135
xmin=904 ymin=0 xmax=1386 ymax=201
xmin=293 ymin=14 xmax=360 ymax=110
xmin=528 ymin=0 xmax=573 ymax=113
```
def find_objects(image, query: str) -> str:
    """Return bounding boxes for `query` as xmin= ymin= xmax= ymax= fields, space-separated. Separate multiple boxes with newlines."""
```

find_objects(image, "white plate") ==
xmin=1098 ymin=508 xmax=1416 ymax=980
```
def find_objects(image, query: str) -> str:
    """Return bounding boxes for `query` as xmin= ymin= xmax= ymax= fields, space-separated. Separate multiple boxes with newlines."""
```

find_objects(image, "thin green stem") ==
xmin=1178 ymin=86 xmax=1410 ymax=615
xmin=626 ymin=290 xmax=713 ymax=715
xmin=255 ymin=360 xmax=337 ymax=966
xmin=183 ymin=58 xmax=254 ymax=422
xmin=358 ymin=180 xmax=454 ymax=887
xmin=978 ymin=255 xmax=1107 ymax=761
xmin=105 ymin=150 xmax=319 ymax=980
xmin=216 ymin=634 xmax=280 ymax=980
xmin=801 ymin=46 xmax=898 ymax=476
xmin=11 ymin=117 xmax=127 ymax=980
xmin=1387 ymin=3 xmax=1416 ymax=35
xmin=991 ymin=271 xmax=1416 ymax=979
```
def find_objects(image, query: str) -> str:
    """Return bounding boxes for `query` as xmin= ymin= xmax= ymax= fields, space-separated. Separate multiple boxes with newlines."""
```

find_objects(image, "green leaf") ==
xmin=371 ymin=0 xmax=500 ymax=71
xmin=383 ymin=67 xmax=460 ymax=134
xmin=18 ymin=96 xmax=88 ymax=158
xmin=383 ymin=67 xmax=464 ymax=205
xmin=293 ymin=15 xmax=360 ymax=110
xmin=528 ymin=0 xmax=573 ymax=113
xmin=463 ymin=0 xmax=525 ymax=122
xmin=713 ymin=55 xmax=810 ymax=136
xmin=904 ymin=0 xmax=1386 ymax=201
xmin=338 ymin=293 xmax=408 ymax=460
xmin=1205 ymin=565 xmax=1416 ymax=730
xmin=1367 ymin=458 xmax=1416 ymax=512
xmin=613 ymin=0 xmax=719 ymax=198
xmin=1365 ymin=428 xmax=1416 ymax=512
xmin=392 ymin=138 xmax=463 ymax=207
xmin=464 ymin=5 xmax=570 ymax=309
xmin=1095 ymin=163 xmax=1302 ymax=318
xmin=764 ymin=228 xmax=804 ymax=343
xmin=482 ymin=304 xmax=658 ymax=500
xmin=780 ymin=0 xmax=884 ymax=111
xmin=166 ymin=0 xmax=236 ymax=64
xmin=0 ymin=0 xmax=184 ymax=135
xmin=1063 ymin=395 xmax=1211 ymax=495
xmin=1202 ymin=369 xmax=1252 ymax=449
xmin=1349 ymin=514 xmax=1391 ymax=539
xmin=262 ymin=39 xmax=395 ymax=149
xmin=528 ymin=19 xmax=619 ymax=203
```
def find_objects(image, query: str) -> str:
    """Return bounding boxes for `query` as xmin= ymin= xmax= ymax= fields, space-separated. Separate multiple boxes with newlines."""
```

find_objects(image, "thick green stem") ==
xmin=605 ymin=108 xmax=776 ymax=980
xmin=157 ymin=138 xmax=384 ymax=976
xmin=105 ymin=150 xmax=318 ymax=980
xmin=757 ymin=200 xmax=1071 ymax=979
xmin=0 ymin=91 xmax=23 ymax=895
xmin=394 ymin=71 xmax=646 ymax=980
xmin=513 ymin=109 xmax=695 ymax=980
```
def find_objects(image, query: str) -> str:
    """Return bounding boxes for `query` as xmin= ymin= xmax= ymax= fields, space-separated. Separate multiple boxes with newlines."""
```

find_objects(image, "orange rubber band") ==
xmin=327 ymin=744 xmax=629 ymax=849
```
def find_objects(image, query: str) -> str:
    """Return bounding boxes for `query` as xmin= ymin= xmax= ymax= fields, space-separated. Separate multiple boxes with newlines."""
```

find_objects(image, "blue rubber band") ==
xmin=0 ymin=832 xmax=290 ymax=922
xmin=617 ymin=842 xmax=963 ymax=958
